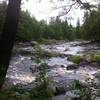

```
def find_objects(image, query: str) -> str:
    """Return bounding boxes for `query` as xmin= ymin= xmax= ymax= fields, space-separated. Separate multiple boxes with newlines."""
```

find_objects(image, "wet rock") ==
xmin=52 ymin=79 xmax=75 ymax=94
xmin=30 ymin=41 xmax=38 ymax=46
xmin=29 ymin=66 xmax=37 ymax=74
xmin=16 ymin=81 xmax=36 ymax=91
xmin=17 ymin=42 xmax=31 ymax=47
xmin=18 ymin=47 xmax=34 ymax=56
xmin=65 ymin=90 xmax=81 ymax=100
xmin=61 ymin=64 xmax=66 ymax=68
xmin=52 ymin=94 xmax=65 ymax=100
xmin=95 ymin=97 xmax=100 ymax=100
xmin=31 ymin=56 xmax=36 ymax=60
xmin=67 ymin=64 xmax=78 ymax=70
xmin=64 ymin=48 xmax=69 ymax=51
xmin=2 ymin=78 xmax=14 ymax=90
xmin=93 ymin=71 xmax=100 ymax=79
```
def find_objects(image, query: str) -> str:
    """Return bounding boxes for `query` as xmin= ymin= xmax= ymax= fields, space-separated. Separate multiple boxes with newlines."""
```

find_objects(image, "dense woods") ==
xmin=0 ymin=2 xmax=100 ymax=42
xmin=0 ymin=3 xmax=100 ymax=41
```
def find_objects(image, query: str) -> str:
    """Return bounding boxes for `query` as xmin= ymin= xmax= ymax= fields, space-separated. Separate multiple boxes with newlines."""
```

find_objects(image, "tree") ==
xmin=75 ymin=18 xmax=81 ymax=39
xmin=82 ymin=6 xmax=100 ymax=41
xmin=0 ymin=1 xmax=7 ymax=36
xmin=17 ymin=11 xmax=37 ymax=41
xmin=0 ymin=0 xmax=21 ymax=89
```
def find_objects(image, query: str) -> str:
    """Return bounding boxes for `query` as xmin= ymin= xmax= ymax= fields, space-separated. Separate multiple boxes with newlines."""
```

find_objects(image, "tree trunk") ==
xmin=0 ymin=0 xmax=21 ymax=89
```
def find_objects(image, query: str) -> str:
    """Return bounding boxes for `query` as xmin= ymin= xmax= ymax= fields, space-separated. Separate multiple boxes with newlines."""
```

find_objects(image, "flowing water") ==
xmin=5 ymin=41 xmax=100 ymax=88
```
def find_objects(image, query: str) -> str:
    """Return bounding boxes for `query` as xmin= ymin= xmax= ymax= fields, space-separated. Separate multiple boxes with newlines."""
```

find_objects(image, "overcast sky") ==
xmin=22 ymin=0 xmax=85 ymax=25
xmin=0 ymin=0 xmax=98 ymax=25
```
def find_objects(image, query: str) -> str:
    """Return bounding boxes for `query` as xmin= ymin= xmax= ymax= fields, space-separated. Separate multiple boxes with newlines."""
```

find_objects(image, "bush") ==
xmin=30 ymin=62 xmax=53 ymax=100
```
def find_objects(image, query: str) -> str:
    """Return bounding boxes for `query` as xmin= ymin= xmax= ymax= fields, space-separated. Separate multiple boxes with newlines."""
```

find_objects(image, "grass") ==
xmin=68 ymin=55 xmax=82 ymax=64
xmin=68 ymin=53 xmax=100 ymax=64
xmin=34 ymin=45 xmax=59 ymax=59
xmin=93 ymin=54 xmax=100 ymax=62
xmin=72 ymin=80 xmax=92 ymax=100
xmin=83 ymin=53 xmax=100 ymax=62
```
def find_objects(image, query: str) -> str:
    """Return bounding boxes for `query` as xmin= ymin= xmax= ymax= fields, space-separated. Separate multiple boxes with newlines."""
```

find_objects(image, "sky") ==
xmin=22 ymin=0 xmax=85 ymax=26
xmin=0 ymin=0 xmax=98 ymax=26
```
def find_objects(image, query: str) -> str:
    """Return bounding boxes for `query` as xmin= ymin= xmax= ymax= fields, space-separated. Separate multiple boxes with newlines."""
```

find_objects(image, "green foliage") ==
xmin=0 ymin=91 xmax=30 ymax=100
xmin=83 ymin=53 xmax=100 ymax=62
xmin=93 ymin=54 xmax=100 ymax=62
xmin=73 ymin=80 xmax=92 ymax=100
xmin=0 ymin=2 xmax=76 ymax=41
xmin=30 ymin=62 xmax=53 ymax=100
xmin=82 ymin=6 xmax=100 ymax=41
xmin=34 ymin=45 xmax=59 ymax=58
xmin=69 ymin=55 xmax=82 ymax=64
xmin=0 ymin=1 xmax=100 ymax=42
xmin=75 ymin=18 xmax=81 ymax=39
xmin=73 ymin=80 xmax=82 ymax=90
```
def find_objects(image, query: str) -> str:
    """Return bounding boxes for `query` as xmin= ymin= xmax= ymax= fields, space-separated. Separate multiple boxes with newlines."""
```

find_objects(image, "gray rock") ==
xmin=18 ymin=47 xmax=34 ymax=56
xmin=65 ymin=90 xmax=81 ymax=100
xmin=2 ymin=78 xmax=14 ymax=90
xmin=67 ymin=64 xmax=78 ymax=70
xmin=16 ymin=81 xmax=36 ymax=91
xmin=51 ymin=79 xmax=75 ymax=94
xmin=95 ymin=97 xmax=100 ymax=100
xmin=93 ymin=71 xmax=100 ymax=79
xmin=30 ymin=41 xmax=38 ymax=46
xmin=52 ymin=94 xmax=65 ymax=100
xmin=61 ymin=64 xmax=66 ymax=68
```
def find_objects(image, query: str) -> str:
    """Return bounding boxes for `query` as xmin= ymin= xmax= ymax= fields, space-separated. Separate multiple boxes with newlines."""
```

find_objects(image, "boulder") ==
xmin=51 ymin=79 xmax=75 ymax=94
xmin=93 ymin=71 xmax=100 ymax=79
xmin=64 ymin=90 xmax=81 ymax=100
xmin=61 ymin=64 xmax=66 ymax=68
xmin=95 ymin=97 xmax=100 ymax=100
xmin=18 ymin=47 xmax=34 ymax=56
xmin=66 ymin=64 xmax=78 ymax=70
xmin=2 ymin=78 xmax=14 ymax=90
xmin=30 ymin=41 xmax=38 ymax=46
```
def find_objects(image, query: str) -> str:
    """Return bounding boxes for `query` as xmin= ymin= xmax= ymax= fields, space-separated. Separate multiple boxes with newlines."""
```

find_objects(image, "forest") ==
xmin=0 ymin=0 xmax=100 ymax=100
xmin=0 ymin=1 xmax=100 ymax=42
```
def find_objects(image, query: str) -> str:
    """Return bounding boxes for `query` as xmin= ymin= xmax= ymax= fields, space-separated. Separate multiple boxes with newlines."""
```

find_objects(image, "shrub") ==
xmin=30 ymin=62 xmax=53 ymax=100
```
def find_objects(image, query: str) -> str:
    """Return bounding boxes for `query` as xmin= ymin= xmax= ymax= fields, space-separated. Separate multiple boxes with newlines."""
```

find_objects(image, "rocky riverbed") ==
xmin=4 ymin=41 xmax=100 ymax=100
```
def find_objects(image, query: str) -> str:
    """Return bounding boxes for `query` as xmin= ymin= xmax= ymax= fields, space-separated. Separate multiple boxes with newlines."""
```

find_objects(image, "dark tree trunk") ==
xmin=0 ymin=0 xmax=21 ymax=89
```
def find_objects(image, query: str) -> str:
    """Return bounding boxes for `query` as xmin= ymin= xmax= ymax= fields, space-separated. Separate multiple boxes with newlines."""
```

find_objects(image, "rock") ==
xmin=64 ymin=90 xmax=81 ymax=100
xmin=18 ymin=47 xmax=34 ymax=55
xmin=18 ymin=42 xmax=31 ymax=47
xmin=29 ymin=66 xmax=37 ymax=73
xmin=66 ymin=64 xmax=78 ymax=70
xmin=49 ymin=83 xmax=57 ymax=93
xmin=52 ymin=94 xmax=65 ymax=100
xmin=95 ymin=97 xmax=100 ymax=100
xmin=64 ymin=48 xmax=69 ymax=51
xmin=31 ymin=56 xmax=36 ymax=60
xmin=30 ymin=41 xmax=38 ymax=46
xmin=93 ymin=71 xmax=100 ymax=79
xmin=16 ymin=81 xmax=36 ymax=91
xmin=61 ymin=64 xmax=66 ymax=68
xmin=2 ymin=78 xmax=14 ymax=90
xmin=51 ymin=79 xmax=75 ymax=94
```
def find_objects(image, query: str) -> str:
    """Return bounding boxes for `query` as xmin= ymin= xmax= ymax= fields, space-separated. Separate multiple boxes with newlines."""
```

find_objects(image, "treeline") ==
xmin=82 ymin=6 xmax=100 ymax=42
xmin=0 ymin=2 xmax=100 ymax=42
